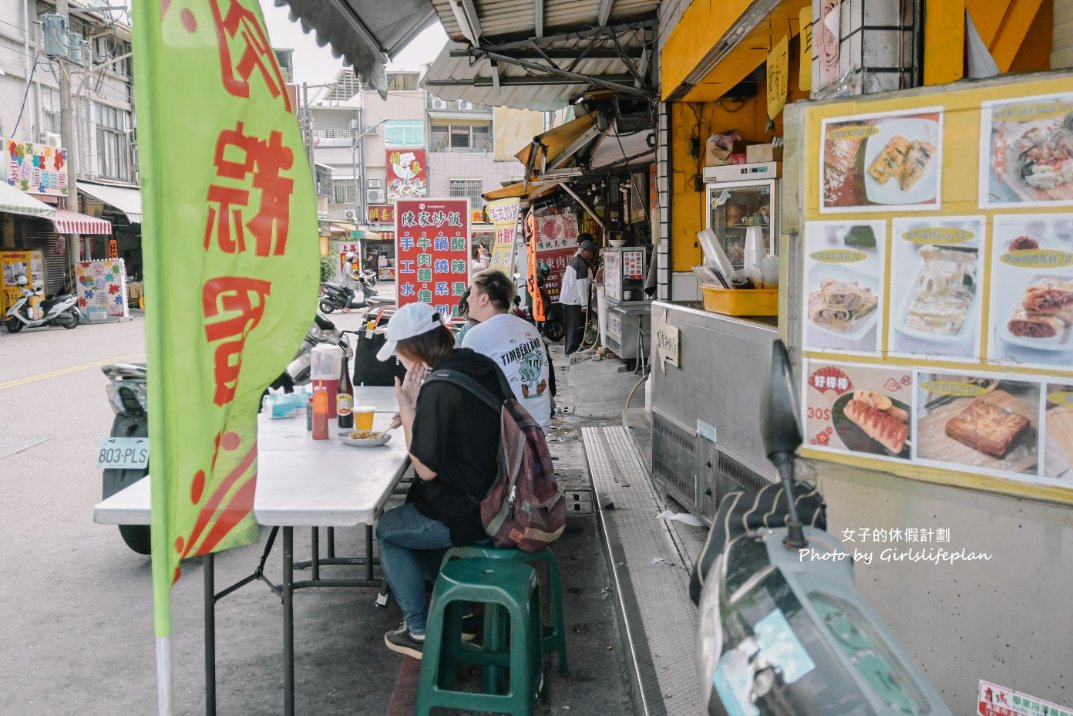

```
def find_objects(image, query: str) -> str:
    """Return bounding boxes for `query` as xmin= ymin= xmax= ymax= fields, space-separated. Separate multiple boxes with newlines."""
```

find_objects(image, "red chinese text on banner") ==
xmin=395 ymin=199 xmax=470 ymax=318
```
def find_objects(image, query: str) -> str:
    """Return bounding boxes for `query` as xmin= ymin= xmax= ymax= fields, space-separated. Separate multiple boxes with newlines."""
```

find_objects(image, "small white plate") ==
xmin=863 ymin=119 xmax=940 ymax=205
xmin=998 ymin=322 xmax=1073 ymax=352
xmin=338 ymin=432 xmax=392 ymax=447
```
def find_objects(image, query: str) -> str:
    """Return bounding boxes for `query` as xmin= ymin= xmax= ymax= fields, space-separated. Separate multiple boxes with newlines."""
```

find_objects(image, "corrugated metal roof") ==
xmin=275 ymin=0 xmax=437 ymax=96
xmin=431 ymin=0 xmax=658 ymax=42
xmin=422 ymin=33 xmax=646 ymax=111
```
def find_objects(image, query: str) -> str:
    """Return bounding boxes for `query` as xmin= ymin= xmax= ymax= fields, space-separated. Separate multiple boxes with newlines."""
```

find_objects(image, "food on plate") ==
xmin=944 ymin=398 xmax=1030 ymax=458
xmin=905 ymin=246 xmax=977 ymax=335
xmin=1015 ymin=115 xmax=1073 ymax=189
xmin=867 ymin=134 xmax=937 ymax=192
xmin=1007 ymin=308 xmax=1065 ymax=338
xmin=348 ymin=430 xmax=384 ymax=440
xmin=1022 ymin=278 xmax=1073 ymax=322
xmin=899 ymin=140 xmax=937 ymax=190
xmin=809 ymin=278 xmax=878 ymax=331
xmin=844 ymin=390 xmax=910 ymax=454
xmin=1047 ymin=407 xmax=1073 ymax=467
xmin=1008 ymin=235 xmax=1040 ymax=251
xmin=826 ymin=134 xmax=865 ymax=175
xmin=868 ymin=135 xmax=911 ymax=185
xmin=843 ymin=225 xmax=877 ymax=249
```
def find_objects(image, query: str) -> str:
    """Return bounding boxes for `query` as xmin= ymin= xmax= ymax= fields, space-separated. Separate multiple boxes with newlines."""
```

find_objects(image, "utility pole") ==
xmin=56 ymin=0 xmax=81 ymax=266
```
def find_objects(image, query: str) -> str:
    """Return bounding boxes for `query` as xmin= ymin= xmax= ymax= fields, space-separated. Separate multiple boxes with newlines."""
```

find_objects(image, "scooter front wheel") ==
xmin=5 ymin=316 xmax=22 ymax=333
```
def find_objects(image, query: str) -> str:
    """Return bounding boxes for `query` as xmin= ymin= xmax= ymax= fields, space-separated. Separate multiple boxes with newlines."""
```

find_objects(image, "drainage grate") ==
xmin=564 ymin=489 xmax=594 ymax=514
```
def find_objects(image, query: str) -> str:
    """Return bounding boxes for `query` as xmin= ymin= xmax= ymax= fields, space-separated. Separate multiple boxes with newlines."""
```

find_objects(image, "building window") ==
xmin=449 ymin=179 xmax=483 ymax=206
xmin=384 ymin=120 xmax=423 ymax=146
xmin=93 ymin=36 xmax=132 ymax=78
xmin=332 ymin=180 xmax=356 ymax=207
xmin=41 ymin=86 xmax=60 ymax=134
xmin=385 ymin=73 xmax=418 ymax=91
xmin=431 ymin=124 xmax=492 ymax=152
xmin=95 ymin=102 xmax=131 ymax=180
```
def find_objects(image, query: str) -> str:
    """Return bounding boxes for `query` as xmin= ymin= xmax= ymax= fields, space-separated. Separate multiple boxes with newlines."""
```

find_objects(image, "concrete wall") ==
xmin=427 ymin=151 xmax=521 ymax=200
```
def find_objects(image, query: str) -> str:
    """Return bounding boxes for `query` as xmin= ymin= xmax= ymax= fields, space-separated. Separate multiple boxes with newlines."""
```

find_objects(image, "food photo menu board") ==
xmin=802 ymin=220 xmax=886 ymax=355
xmin=820 ymin=107 xmax=943 ymax=213
xmin=801 ymin=78 xmax=1073 ymax=499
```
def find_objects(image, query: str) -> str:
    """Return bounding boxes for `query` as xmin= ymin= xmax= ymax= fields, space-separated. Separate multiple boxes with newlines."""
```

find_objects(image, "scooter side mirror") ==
xmin=760 ymin=339 xmax=802 ymax=463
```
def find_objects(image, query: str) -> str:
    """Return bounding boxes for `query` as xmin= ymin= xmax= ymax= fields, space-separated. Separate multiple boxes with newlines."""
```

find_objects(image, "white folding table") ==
xmin=94 ymin=386 xmax=409 ymax=715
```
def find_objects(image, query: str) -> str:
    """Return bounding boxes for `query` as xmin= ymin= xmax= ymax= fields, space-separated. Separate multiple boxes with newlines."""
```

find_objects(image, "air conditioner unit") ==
xmin=367 ymin=188 xmax=386 ymax=203
xmin=39 ymin=132 xmax=62 ymax=148
xmin=367 ymin=178 xmax=383 ymax=189
xmin=344 ymin=209 xmax=358 ymax=220
xmin=430 ymin=98 xmax=448 ymax=110
xmin=365 ymin=124 xmax=379 ymax=136
xmin=457 ymin=100 xmax=473 ymax=111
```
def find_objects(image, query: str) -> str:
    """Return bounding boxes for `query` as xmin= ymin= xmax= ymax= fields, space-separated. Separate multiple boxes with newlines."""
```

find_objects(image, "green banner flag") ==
xmin=133 ymin=0 xmax=318 ymax=645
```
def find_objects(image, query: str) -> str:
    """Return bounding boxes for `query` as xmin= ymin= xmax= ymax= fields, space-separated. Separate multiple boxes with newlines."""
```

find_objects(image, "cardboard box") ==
xmin=746 ymin=143 xmax=783 ymax=163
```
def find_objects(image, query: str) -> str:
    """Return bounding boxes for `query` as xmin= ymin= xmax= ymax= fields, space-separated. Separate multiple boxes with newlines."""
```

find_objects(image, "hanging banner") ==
xmin=2 ymin=138 xmax=69 ymax=197
xmin=766 ymin=34 xmax=789 ymax=120
xmin=76 ymin=259 xmax=129 ymax=320
xmin=534 ymin=207 xmax=579 ymax=302
xmin=395 ymin=198 xmax=470 ymax=317
xmin=133 ymin=0 xmax=319 ymax=642
xmin=485 ymin=197 xmax=520 ymax=275
xmin=386 ymin=148 xmax=427 ymax=200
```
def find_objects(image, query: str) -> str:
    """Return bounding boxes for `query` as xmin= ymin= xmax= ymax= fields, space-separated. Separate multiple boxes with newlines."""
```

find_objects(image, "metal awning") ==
xmin=483 ymin=180 xmax=559 ymax=202
xmin=78 ymin=182 xmax=142 ymax=224
xmin=588 ymin=128 xmax=654 ymax=170
xmin=0 ymin=182 xmax=55 ymax=219
xmin=274 ymin=0 xmax=437 ymax=97
xmin=51 ymin=209 xmax=112 ymax=235
xmin=516 ymin=114 xmax=602 ymax=174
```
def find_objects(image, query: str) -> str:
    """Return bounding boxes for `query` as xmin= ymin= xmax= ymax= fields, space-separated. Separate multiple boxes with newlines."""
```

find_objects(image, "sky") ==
xmin=259 ymin=1 xmax=449 ymax=94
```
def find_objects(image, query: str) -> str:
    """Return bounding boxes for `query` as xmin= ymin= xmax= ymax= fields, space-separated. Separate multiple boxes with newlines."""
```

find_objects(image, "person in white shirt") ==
xmin=558 ymin=240 xmax=596 ymax=355
xmin=341 ymin=253 xmax=360 ymax=312
xmin=462 ymin=269 xmax=553 ymax=432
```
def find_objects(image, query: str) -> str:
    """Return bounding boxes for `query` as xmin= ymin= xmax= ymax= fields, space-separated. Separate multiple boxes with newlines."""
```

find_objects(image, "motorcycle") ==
xmin=361 ymin=268 xmax=378 ymax=287
xmin=692 ymin=340 xmax=952 ymax=715
xmin=534 ymin=263 xmax=565 ymax=343
xmin=4 ymin=276 xmax=81 ymax=333
xmin=99 ymin=314 xmax=359 ymax=554
xmin=318 ymin=276 xmax=390 ymax=314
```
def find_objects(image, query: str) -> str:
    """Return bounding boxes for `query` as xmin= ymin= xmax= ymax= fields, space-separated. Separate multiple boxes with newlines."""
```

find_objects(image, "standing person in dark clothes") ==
xmin=559 ymin=239 xmax=597 ymax=355
xmin=374 ymin=301 xmax=509 ymax=659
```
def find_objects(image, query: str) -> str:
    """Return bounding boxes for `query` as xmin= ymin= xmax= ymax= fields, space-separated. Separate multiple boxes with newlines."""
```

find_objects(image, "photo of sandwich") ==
xmin=808 ymin=278 xmax=878 ymax=332
xmin=917 ymin=374 xmax=1039 ymax=476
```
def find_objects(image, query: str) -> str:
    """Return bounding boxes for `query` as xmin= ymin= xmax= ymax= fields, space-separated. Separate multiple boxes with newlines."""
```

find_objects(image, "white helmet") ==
xmin=15 ymin=274 xmax=28 ymax=287
xmin=346 ymin=253 xmax=356 ymax=262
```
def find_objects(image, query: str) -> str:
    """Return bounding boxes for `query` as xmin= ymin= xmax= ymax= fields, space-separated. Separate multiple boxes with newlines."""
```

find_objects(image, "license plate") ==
xmin=97 ymin=437 xmax=149 ymax=470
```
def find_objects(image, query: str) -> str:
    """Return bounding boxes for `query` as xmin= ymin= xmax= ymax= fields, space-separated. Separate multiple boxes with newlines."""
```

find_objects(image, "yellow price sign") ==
xmin=999 ymin=249 xmax=1073 ymax=268
xmin=901 ymin=227 xmax=976 ymax=245
xmin=810 ymin=249 xmax=868 ymax=263
xmin=767 ymin=35 xmax=789 ymax=119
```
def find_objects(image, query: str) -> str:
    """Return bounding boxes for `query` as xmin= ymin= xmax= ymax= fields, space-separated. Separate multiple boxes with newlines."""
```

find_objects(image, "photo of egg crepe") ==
xmin=808 ymin=278 xmax=878 ymax=332
xmin=867 ymin=135 xmax=911 ymax=185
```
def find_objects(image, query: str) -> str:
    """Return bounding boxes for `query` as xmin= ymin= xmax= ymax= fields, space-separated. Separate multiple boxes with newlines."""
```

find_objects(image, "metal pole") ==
xmin=56 ymin=0 xmax=81 ymax=270
xmin=204 ymin=553 xmax=216 ymax=716
xmin=301 ymin=82 xmax=315 ymax=177
xmin=358 ymin=102 xmax=368 ymax=227
xmin=352 ymin=109 xmax=361 ymax=229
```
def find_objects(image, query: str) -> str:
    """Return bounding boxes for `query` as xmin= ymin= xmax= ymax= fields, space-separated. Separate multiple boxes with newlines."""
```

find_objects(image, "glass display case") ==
xmin=705 ymin=177 xmax=779 ymax=269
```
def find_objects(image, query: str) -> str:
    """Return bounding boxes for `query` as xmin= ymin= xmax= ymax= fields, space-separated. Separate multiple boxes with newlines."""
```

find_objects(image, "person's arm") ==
xmin=394 ymin=364 xmax=438 ymax=481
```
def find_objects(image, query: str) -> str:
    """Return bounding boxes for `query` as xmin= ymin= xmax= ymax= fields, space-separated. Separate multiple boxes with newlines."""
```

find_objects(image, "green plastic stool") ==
xmin=442 ymin=545 xmax=569 ymax=673
xmin=416 ymin=558 xmax=543 ymax=716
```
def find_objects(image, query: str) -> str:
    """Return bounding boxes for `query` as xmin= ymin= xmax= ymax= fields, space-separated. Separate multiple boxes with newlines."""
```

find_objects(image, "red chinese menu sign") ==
xmin=534 ymin=208 xmax=579 ymax=302
xmin=395 ymin=198 xmax=470 ymax=318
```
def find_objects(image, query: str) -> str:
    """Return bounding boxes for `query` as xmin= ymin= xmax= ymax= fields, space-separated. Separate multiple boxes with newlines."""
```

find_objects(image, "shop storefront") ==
xmin=653 ymin=1 xmax=1068 ymax=710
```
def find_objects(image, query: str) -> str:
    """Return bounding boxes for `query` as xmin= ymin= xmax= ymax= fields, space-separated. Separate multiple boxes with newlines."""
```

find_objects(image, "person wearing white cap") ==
xmin=374 ymin=301 xmax=510 ymax=659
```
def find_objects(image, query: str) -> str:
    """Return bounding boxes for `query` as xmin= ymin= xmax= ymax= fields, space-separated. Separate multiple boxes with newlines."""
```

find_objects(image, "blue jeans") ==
xmin=376 ymin=503 xmax=452 ymax=635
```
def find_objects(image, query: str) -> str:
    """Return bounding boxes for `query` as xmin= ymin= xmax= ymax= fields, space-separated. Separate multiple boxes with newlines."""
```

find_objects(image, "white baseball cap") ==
xmin=376 ymin=302 xmax=446 ymax=361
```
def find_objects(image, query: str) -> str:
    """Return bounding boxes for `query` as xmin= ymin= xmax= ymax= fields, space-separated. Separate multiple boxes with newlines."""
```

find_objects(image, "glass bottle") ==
xmin=337 ymin=354 xmax=354 ymax=429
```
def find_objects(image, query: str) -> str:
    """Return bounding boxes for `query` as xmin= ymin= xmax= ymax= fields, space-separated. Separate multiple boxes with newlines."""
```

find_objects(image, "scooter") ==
xmin=534 ymin=263 xmax=565 ymax=343
xmin=319 ymin=277 xmax=390 ymax=314
xmin=361 ymin=268 xmax=378 ymax=287
xmin=99 ymin=314 xmax=356 ymax=554
xmin=692 ymin=340 xmax=952 ymax=715
xmin=4 ymin=276 xmax=81 ymax=332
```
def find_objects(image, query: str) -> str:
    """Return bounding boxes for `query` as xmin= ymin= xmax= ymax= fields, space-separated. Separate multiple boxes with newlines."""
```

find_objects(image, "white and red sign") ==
xmin=534 ymin=208 xmax=579 ymax=302
xmin=978 ymin=680 xmax=1071 ymax=716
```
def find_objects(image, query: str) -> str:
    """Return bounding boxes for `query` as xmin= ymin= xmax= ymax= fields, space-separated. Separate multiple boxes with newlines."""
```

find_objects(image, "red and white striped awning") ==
xmin=51 ymin=209 xmax=112 ymax=235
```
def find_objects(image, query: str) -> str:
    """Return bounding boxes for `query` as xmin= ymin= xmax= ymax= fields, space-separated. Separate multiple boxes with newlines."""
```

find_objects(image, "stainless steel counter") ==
xmin=650 ymin=301 xmax=778 ymax=522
